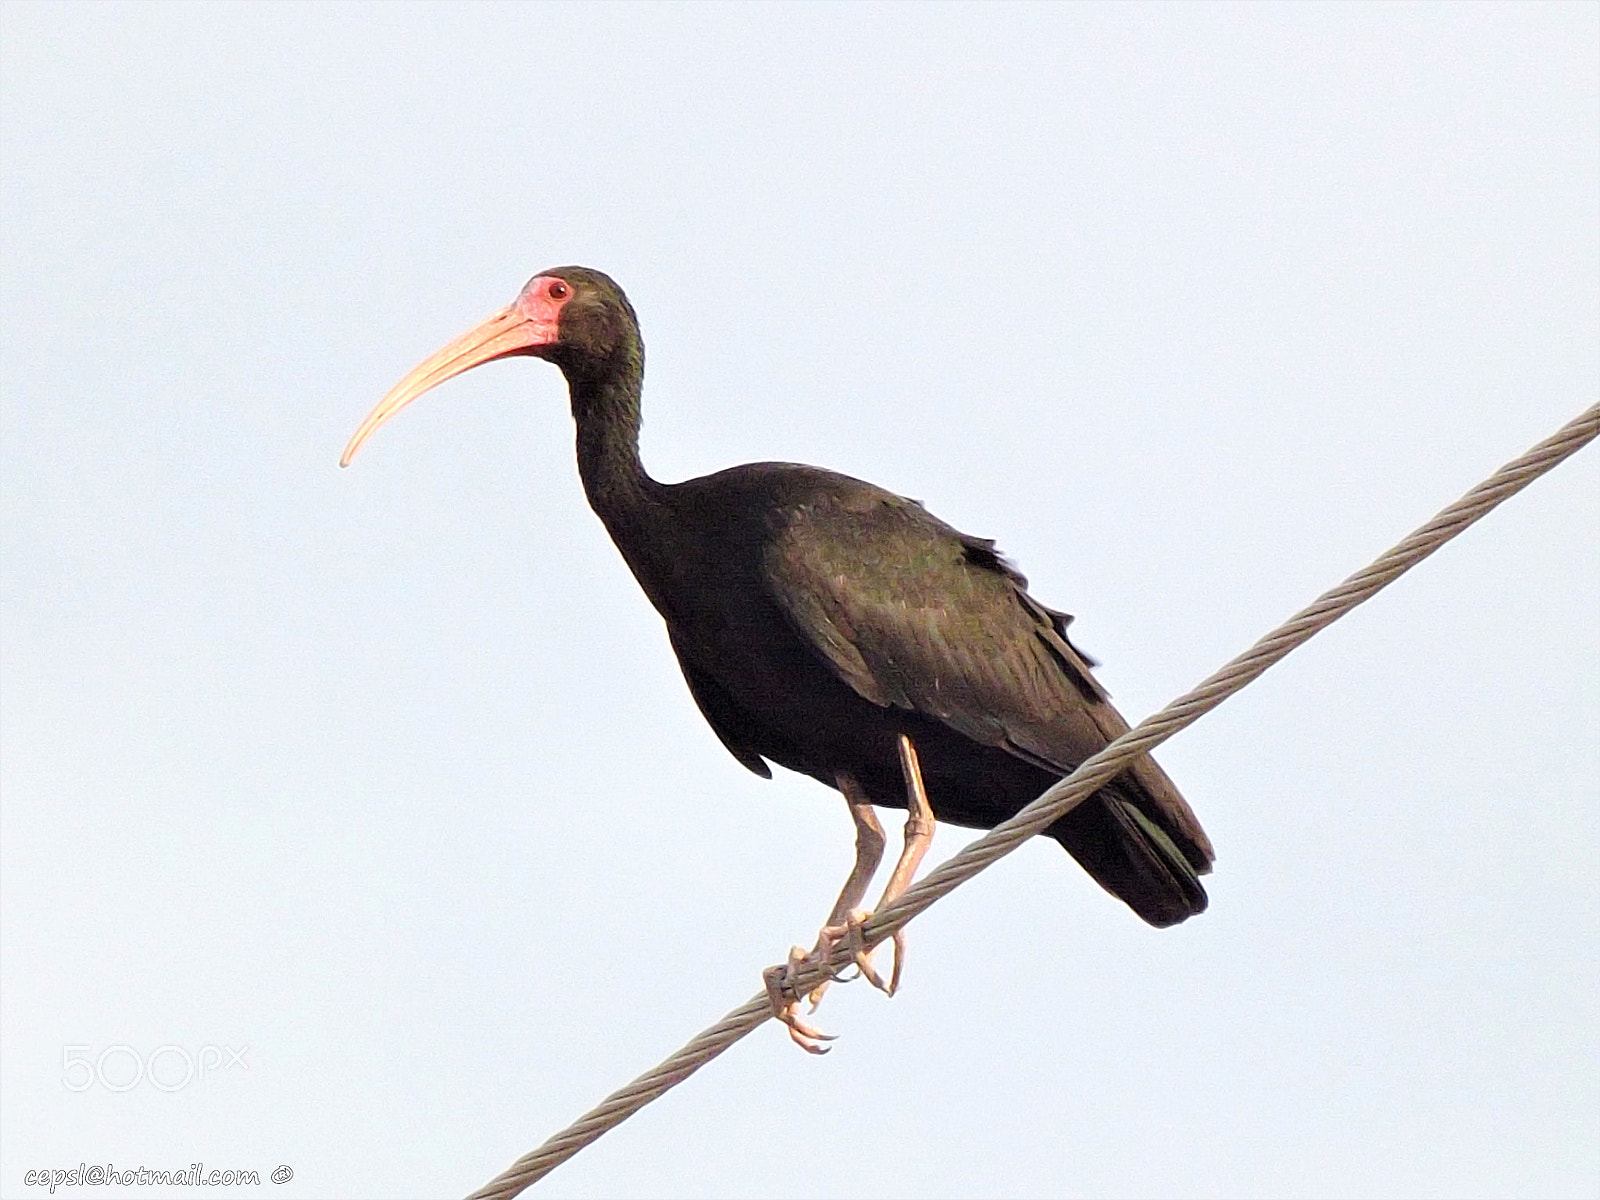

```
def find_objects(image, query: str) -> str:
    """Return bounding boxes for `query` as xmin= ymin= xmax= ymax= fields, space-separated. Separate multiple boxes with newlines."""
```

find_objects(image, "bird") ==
xmin=341 ymin=266 xmax=1214 ymax=1051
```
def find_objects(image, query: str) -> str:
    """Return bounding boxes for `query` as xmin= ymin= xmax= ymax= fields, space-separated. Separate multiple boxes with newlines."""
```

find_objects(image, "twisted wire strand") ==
xmin=469 ymin=401 xmax=1599 ymax=1200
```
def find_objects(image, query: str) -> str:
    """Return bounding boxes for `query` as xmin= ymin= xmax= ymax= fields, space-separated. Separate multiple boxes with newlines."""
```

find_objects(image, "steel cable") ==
xmin=469 ymin=401 xmax=1598 ymax=1200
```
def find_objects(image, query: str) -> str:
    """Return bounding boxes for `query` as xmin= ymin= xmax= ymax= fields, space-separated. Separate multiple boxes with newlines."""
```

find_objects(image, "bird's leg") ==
xmin=763 ymin=746 xmax=935 ymax=1050
xmin=826 ymin=784 xmax=889 ymax=930
xmin=764 ymin=774 xmax=885 ymax=1053
xmin=855 ymin=734 xmax=937 ymax=996
xmin=804 ymin=779 xmax=887 ymax=1007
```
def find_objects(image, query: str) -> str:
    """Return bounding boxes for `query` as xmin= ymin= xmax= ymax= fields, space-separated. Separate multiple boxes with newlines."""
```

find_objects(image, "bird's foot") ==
xmin=764 ymin=912 xmax=896 ymax=1053
xmin=765 ymin=747 xmax=927 ymax=1054
xmin=809 ymin=908 xmax=899 ymax=1004
xmin=763 ymin=945 xmax=837 ymax=1055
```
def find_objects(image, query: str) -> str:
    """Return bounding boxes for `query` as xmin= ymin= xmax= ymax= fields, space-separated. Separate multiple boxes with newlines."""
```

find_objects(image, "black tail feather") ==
xmin=1048 ymin=787 xmax=1209 ymax=927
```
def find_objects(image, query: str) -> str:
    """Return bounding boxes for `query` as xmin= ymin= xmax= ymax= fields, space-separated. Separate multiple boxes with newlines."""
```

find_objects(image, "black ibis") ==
xmin=342 ymin=267 xmax=1214 ymax=1051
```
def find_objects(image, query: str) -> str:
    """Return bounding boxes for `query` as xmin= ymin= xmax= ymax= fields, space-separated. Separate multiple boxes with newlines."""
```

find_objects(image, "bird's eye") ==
xmin=549 ymin=281 xmax=570 ymax=300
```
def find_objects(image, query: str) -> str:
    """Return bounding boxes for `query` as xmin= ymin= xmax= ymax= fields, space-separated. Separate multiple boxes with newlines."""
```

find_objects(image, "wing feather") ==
xmin=764 ymin=484 xmax=1213 ymax=867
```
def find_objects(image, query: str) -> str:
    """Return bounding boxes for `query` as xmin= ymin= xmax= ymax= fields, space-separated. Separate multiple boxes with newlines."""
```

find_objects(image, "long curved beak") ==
xmin=340 ymin=305 xmax=549 ymax=467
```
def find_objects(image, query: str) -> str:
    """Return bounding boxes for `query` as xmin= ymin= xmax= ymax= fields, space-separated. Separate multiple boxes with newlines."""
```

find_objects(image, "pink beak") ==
xmin=341 ymin=302 xmax=558 ymax=467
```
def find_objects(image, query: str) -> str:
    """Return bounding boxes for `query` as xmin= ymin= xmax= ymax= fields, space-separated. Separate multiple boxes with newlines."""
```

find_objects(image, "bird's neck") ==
xmin=568 ymin=364 xmax=668 ymax=567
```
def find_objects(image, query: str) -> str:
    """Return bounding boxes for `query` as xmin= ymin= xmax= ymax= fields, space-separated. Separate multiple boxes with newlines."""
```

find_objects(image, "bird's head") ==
xmin=340 ymin=266 xmax=640 ymax=467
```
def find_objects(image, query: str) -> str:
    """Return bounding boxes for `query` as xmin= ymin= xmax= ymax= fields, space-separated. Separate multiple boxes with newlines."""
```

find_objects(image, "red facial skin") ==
xmin=513 ymin=274 xmax=574 ymax=341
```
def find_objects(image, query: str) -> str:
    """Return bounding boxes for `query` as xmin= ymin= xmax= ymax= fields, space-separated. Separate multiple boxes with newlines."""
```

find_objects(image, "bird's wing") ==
xmin=764 ymin=485 xmax=1213 ymax=864
xmin=766 ymin=489 xmax=1105 ymax=759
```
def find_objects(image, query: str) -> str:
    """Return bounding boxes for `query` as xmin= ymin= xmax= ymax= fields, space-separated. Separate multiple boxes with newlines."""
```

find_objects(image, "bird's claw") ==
xmin=800 ymin=912 xmax=859 ymax=1009
xmin=802 ymin=908 xmax=903 ymax=1012
xmin=884 ymin=928 xmax=906 ymax=997
xmin=763 ymin=947 xmax=837 ymax=1054
xmin=803 ymin=919 xmax=853 ymax=1010
xmin=761 ymin=912 xmax=901 ymax=1053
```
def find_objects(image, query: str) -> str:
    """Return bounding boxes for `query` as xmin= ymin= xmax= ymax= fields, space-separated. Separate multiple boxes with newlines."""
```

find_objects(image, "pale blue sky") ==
xmin=2 ymin=3 xmax=1597 ymax=1198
